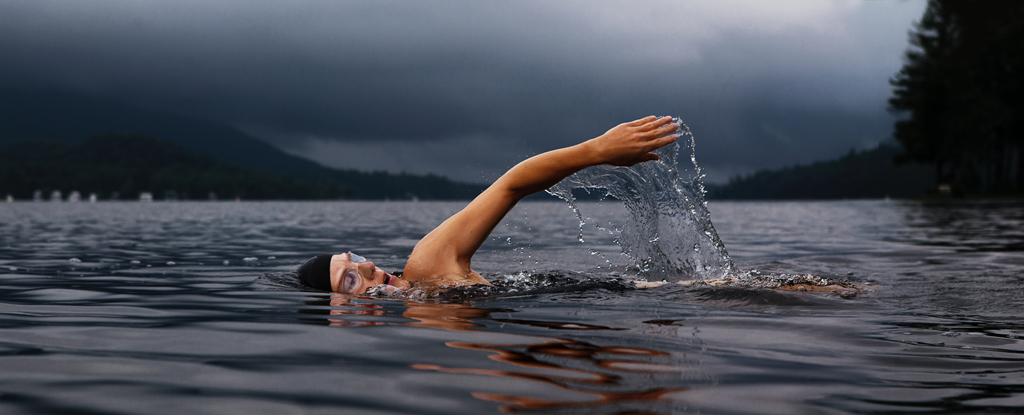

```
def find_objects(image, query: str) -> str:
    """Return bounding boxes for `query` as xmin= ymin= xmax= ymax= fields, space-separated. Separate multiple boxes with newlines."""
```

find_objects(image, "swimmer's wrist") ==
xmin=574 ymin=140 xmax=605 ymax=168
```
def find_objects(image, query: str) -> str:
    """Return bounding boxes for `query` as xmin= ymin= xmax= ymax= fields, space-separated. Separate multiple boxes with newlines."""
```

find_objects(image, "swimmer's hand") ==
xmin=583 ymin=116 xmax=679 ymax=167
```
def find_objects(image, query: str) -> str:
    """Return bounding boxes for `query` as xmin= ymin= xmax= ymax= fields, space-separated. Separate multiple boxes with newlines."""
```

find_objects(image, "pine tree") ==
xmin=889 ymin=0 xmax=1024 ymax=195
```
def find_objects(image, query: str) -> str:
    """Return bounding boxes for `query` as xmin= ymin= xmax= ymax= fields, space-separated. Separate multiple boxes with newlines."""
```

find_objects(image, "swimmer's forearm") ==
xmin=496 ymin=143 xmax=599 ymax=198
xmin=498 ymin=116 xmax=679 ymax=198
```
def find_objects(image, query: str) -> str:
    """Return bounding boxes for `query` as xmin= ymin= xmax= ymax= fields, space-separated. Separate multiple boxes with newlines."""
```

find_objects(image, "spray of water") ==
xmin=547 ymin=117 xmax=734 ymax=282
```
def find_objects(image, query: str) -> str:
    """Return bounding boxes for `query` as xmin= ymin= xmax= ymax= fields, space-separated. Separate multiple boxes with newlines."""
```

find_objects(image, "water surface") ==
xmin=1 ymin=200 xmax=1023 ymax=414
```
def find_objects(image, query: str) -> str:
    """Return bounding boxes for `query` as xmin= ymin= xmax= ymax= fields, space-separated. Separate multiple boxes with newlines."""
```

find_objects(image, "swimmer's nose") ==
xmin=357 ymin=261 xmax=376 ymax=277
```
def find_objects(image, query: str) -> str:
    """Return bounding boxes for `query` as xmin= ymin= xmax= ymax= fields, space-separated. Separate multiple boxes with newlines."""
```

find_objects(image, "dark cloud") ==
xmin=0 ymin=0 xmax=927 ymax=183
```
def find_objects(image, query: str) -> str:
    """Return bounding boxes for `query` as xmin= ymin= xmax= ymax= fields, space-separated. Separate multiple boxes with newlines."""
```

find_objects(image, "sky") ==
xmin=0 ymin=0 xmax=928 ymax=184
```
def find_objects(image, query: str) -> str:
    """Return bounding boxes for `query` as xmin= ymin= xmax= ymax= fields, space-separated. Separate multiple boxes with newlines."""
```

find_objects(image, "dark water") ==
xmin=1 ymin=200 xmax=1023 ymax=414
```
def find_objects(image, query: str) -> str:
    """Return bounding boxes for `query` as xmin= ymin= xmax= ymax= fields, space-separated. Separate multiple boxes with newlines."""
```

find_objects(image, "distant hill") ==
xmin=708 ymin=143 xmax=934 ymax=200
xmin=0 ymin=134 xmax=351 ymax=200
xmin=0 ymin=89 xmax=484 ymax=199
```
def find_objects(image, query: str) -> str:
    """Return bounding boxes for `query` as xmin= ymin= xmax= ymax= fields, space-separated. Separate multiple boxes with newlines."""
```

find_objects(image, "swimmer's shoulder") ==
xmin=406 ymin=270 xmax=487 ymax=286
xmin=402 ymin=256 xmax=490 ymax=287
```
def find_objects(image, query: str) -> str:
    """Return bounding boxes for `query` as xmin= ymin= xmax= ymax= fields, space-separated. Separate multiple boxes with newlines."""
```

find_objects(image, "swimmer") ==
xmin=297 ymin=116 xmax=680 ymax=294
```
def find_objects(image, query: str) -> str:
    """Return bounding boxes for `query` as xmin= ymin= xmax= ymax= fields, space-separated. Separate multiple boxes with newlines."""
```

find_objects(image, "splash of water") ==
xmin=547 ymin=117 xmax=734 ymax=282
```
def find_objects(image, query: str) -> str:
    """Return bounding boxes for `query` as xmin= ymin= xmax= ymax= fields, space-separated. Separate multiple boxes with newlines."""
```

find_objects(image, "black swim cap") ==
xmin=297 ymin=254 xmax=334 ymax=292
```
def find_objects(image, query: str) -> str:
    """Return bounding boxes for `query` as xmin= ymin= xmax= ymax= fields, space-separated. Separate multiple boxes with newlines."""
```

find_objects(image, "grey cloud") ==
xmin=0 ymin=0 xmax=927 ymax=182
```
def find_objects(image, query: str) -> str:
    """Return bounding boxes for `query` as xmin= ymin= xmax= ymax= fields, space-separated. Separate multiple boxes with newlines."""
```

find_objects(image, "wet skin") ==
xmin=330 ymin=253 xmax=411 ymax=295
xmin=323 ymin=116 xmax=680 ymax=294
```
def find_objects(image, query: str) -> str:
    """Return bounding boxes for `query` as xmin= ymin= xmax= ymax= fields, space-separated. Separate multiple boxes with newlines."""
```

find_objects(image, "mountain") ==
xmin=0 ymin=89 xmax=484 ymax=199
xmin=0 ymin=134 xmax=351 ymax=200
xmin=708 ymin=143 xmax=934 ymax=200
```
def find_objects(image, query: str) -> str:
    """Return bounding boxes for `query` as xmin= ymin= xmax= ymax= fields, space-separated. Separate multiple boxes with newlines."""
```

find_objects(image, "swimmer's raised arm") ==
xmin=403 ymin=116 xmax=679 ymax=286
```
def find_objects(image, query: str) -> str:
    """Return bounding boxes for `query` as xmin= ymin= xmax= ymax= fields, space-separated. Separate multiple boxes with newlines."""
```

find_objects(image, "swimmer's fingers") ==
xmin=636 ymin=116 xmax=675 ymax=133
xmin=647 ymin=133 xmax=679 ymax=150
xmin=627 ymin=115 xmax=658 ymax=127
xmin=639 ymin=119 xmax=678 ymax=139
xmin=617 ymin=151 xmax=660 ymax=166
xmin=626 ymin=134 xmax=677 ymax=165
xmin=637 ymin=152 xmax=660 ymax=163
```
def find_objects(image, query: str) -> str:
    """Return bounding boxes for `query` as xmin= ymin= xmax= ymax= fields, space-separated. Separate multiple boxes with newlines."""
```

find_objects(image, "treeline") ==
xmin=0 ymin=90 xmax=487 ymax=200
xmin=709 ymin=143 xmax=933 ymax=200
xmin=327 ymin=170 xmax=484 ymax=200
xmin=890 ymin=0 xmax=1024 ymax=196
xmin=0 ymin=134 xmax=351 ymax=200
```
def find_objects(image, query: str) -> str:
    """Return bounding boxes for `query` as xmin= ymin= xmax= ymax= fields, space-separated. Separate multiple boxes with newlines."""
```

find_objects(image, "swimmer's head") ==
xmin=296 ymin=252 xmax=410 ymax=294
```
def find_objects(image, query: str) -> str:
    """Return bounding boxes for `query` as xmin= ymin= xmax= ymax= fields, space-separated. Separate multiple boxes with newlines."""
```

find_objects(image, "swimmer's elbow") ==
xmin=489 ymin=175 xmax=536 ymax=201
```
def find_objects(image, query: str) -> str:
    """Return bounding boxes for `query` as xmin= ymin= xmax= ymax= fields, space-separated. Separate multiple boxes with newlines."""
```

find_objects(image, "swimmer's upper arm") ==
xmin=403 ymin=168 xmax=539 ymax=283
xmin=403 ymin=116 xmax=679 ymax=282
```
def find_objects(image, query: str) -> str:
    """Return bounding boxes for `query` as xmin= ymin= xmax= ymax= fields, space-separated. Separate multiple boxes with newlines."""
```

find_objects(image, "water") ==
xmin=549 ymin=117 xmax=733 ymax=281
xmin=1 ymin=200 xmax=1023 ymax=414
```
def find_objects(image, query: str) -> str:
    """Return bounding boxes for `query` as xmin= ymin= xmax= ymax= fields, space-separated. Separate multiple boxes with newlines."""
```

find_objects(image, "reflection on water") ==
xmin=401 ymin=303 xmax=689 ymax=414
xmin=415 ymin=339 xmax=688 ymax=413
xmin=315 ymin=297 xmax=694 ymax=413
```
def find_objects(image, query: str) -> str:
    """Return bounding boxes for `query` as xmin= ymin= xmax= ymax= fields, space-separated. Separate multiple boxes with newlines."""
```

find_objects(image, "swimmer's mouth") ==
xmin=383 ymin=274 xmax=393 ymax=285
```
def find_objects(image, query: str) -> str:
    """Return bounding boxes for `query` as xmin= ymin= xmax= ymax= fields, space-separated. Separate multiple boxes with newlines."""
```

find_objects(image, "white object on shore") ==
xmin=5 ymin=194 xmax=12 ymax=203
xmin=68 ymin=191 xmax=81 ymax=202
xmin=89 ymin=193 xmax=98 ymax=203
xmin=139 ymin=192 xmax=153 ymax=202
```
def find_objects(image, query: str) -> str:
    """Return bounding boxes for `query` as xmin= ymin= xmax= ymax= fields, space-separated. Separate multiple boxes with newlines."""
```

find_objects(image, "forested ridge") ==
xmin=709 ymin=143 xmax=932 ymax=200
xmin=0 ymin=134 xmax=351 ymax=200
xmin=0 ymin=90 xmax=485 ymax=200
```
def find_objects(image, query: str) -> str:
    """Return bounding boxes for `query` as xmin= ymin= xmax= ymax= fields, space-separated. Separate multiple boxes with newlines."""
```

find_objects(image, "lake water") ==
xmin=1 ymin=200 xmax=1023 ymax=414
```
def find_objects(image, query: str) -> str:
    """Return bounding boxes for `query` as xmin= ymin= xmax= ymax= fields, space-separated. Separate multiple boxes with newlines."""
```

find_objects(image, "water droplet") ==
xmin=222 ymin=260 xmax=230 ymax=265
xmin=68 ymin=258 xmax=81 ymax=263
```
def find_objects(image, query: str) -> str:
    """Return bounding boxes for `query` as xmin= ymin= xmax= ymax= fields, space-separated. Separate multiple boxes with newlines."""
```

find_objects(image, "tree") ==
xmin=889 ymin=0 xmax=1024 ymax=195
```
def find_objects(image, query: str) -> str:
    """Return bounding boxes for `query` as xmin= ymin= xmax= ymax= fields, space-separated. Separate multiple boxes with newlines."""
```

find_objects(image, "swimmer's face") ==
xmin=329 ymin=253 xmax=410 ymax=295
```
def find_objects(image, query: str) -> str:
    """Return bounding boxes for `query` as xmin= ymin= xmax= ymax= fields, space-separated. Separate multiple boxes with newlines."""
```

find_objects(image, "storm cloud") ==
xmin=0 ymin=0 xmax=927 ymax=182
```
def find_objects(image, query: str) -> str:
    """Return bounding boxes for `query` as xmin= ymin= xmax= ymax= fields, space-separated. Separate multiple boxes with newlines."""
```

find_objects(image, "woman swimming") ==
xmin=297 ymin=116 xmax=680 ymax=294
